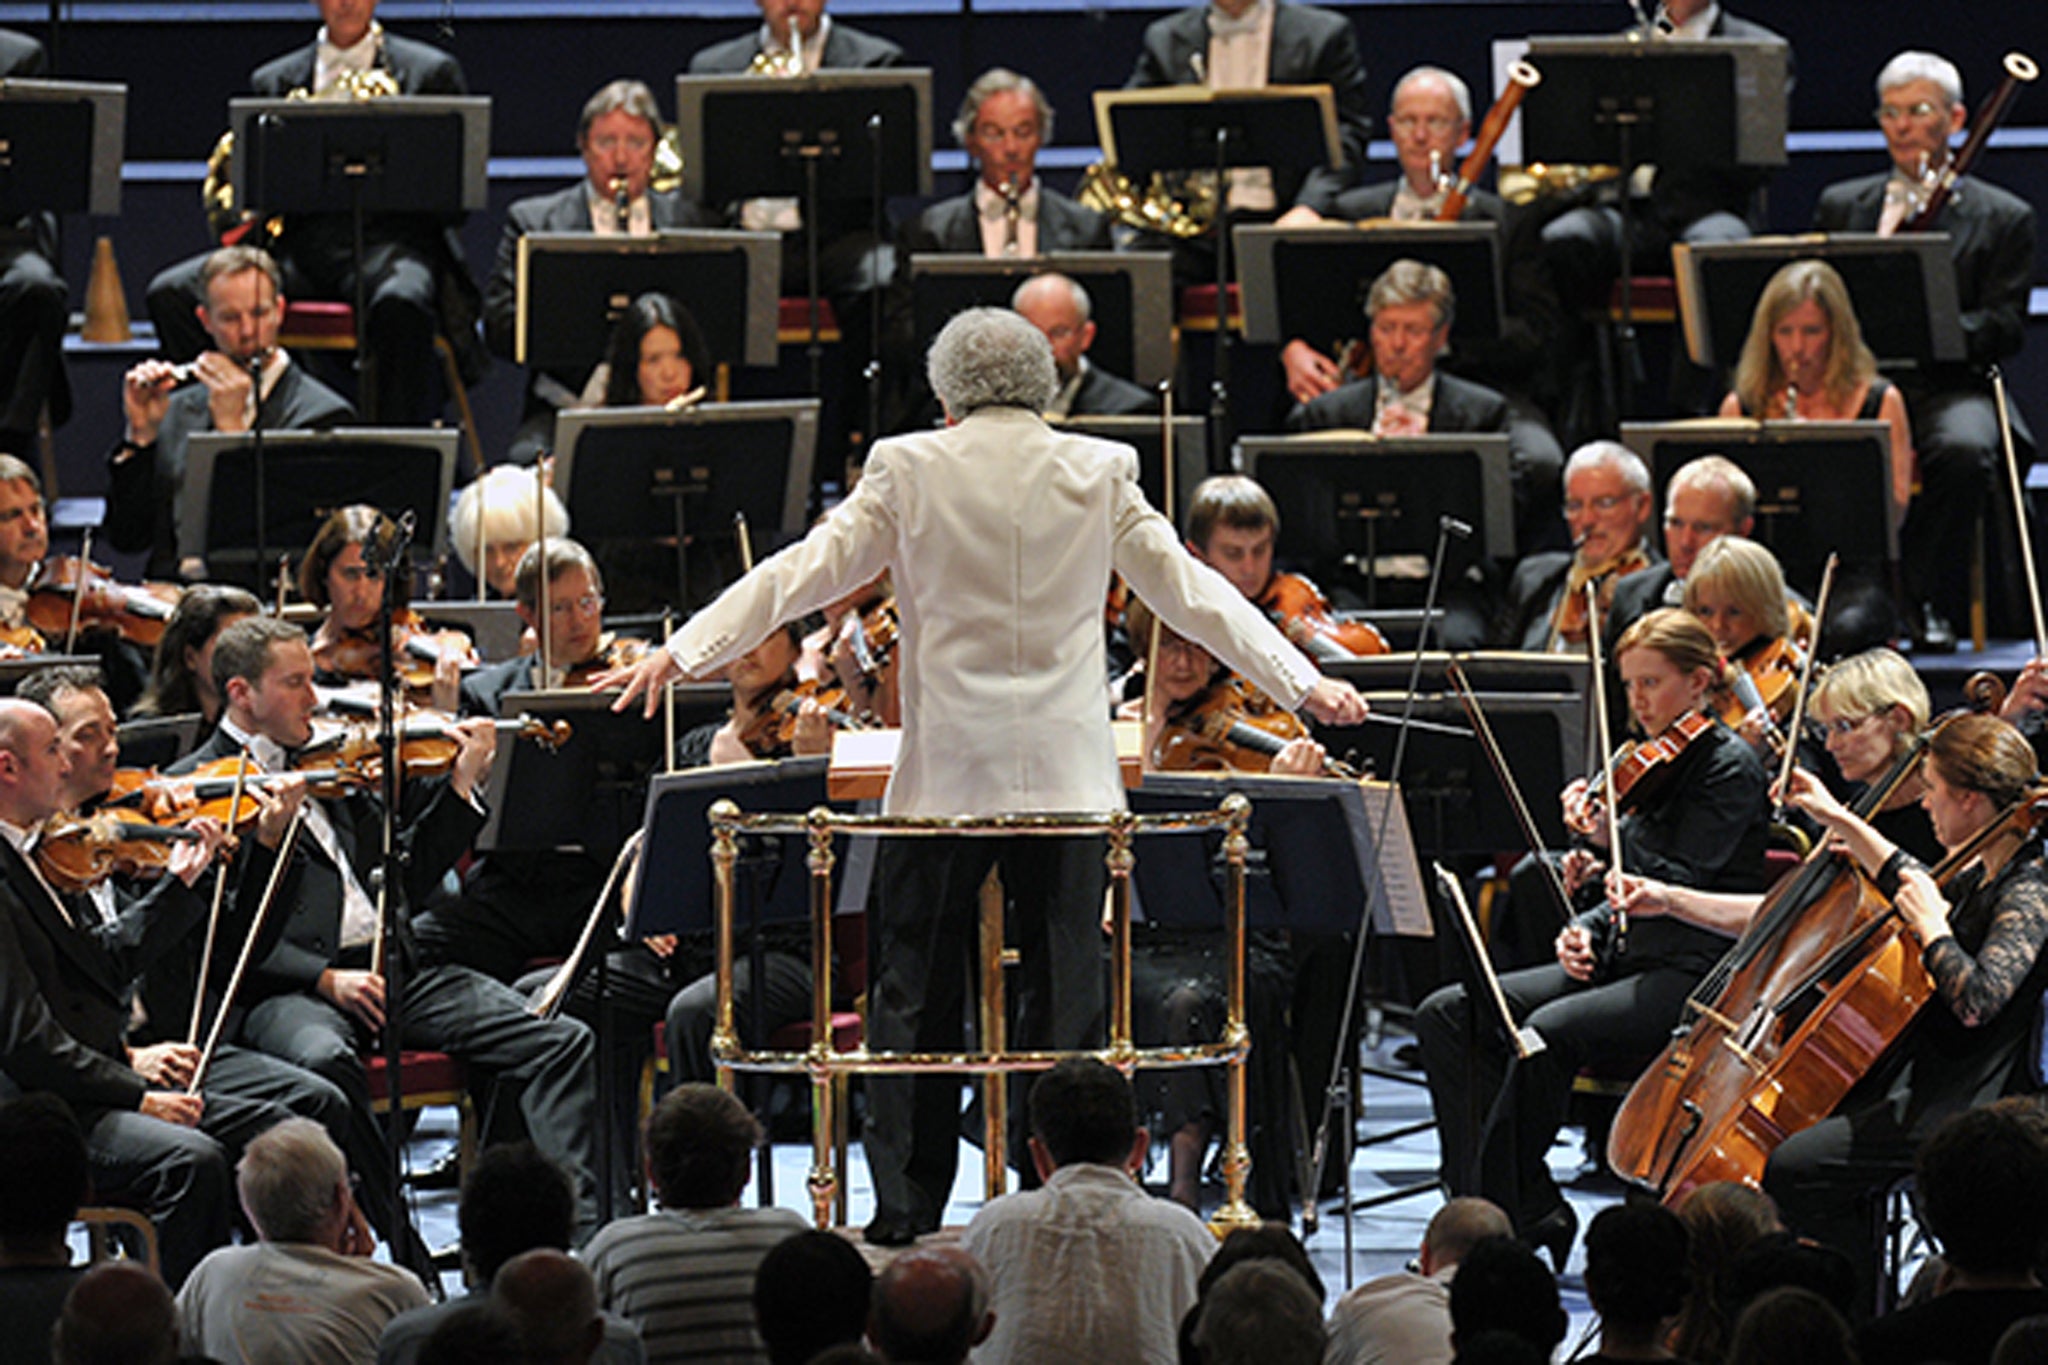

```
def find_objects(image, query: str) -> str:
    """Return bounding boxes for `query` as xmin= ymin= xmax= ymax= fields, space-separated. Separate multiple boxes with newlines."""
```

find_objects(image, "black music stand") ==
xmin=1094 ymin=85 xmax=1342 ymax=453
xmin=116 ymin=714 xmax=204 ymax=770
xmin=0 ymin=78 xmax=125 ymax=218
xmin=182 ymin=428 xmax=457 ymax=589
xmin=515 ymin=229 xmax=783 ymax=374
xmin=551 ymin=400 xmax=820 ymax=614
xmin=229 ymin=95 xmax=491 ymax=420
xmin=905 ymin=251 xmax=1176 ymax=391
xmin=408 ymin=600 xmax=524 ymax=664
xmin=1055 ymin=415 xmax=1207 ymax=527
xmin=1235 ymin=223 xmax=1503 ymax=358
xmin=1620 ymin=419 xmax=1900 ymax=595
xmin=1518 ymin=37 xmax=1789 ymax=413
xmin=1673 ymin=233 xmax=1966 ymax=371
xmin=1237 ymin=434 xmax=1515 ymax=606
xmin=677 ymin=70 xmax=934 ymax=418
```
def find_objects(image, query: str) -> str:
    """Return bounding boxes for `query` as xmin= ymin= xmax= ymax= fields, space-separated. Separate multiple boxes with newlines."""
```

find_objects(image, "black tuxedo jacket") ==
xmin=172 ymin=730 xmax=485 ymax=1002
xmin=1071 ymin=363 xmax=1158 ymax=417
xmin=686 ymin=21 xmax=904 ymax=73
xmin=483 ymin=182 xmax=725 ymax=363
xmin=1287 ymin=369 xmax=1511 ymax=436
xmin=105 ymin=362 xmax=353 ymax=579
xmin=1813 ymin=171 xmax=2036 ymax=371
xmin=897 ymin=188 xmax=1114 ymax=257
xmin=250 ymin=34 xmax=487 ymax=383
xmin=1126 ymin=1 xmax=1371 ymax=211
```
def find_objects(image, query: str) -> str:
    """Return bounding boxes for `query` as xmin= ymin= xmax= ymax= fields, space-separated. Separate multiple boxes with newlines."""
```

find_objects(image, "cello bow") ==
xmin=1434 ymin=862 xmax=1545 ymax=1060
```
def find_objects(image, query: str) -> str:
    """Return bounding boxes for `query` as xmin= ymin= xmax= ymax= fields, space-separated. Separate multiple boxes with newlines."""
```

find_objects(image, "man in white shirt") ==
xmin=1326 ymin=1197 xmax=1514 ymax=1365
xmin=963 ymin=1058 xmax=1215 ymax=1365
xmin=180 ymin=1118 xmax=429 ymax=1364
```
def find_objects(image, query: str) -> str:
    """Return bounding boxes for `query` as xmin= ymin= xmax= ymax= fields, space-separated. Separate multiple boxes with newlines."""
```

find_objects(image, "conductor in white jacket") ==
xmin=603 ymin=306 xmax=1365 ymax=1242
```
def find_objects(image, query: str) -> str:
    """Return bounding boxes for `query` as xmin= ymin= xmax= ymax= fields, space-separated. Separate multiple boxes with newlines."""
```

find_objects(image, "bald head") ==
xmin=1421 ymin=1198 xmax=1515 ymax=1275
xmin=871 ymin=1246 xmax=992 ymax=1364
xmin=52 ymin=1262 xmax=178 ymax=1365
xmin=0 ymin=697 xmax=59 ymax=828
xmin=494 ymin=1249 xmax=604 ymax=1365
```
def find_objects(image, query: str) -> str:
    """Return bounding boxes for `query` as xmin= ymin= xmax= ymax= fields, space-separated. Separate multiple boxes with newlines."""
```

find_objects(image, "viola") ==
xmin=298 ymin=712 xmax=570 ymax=780
xmin=1586 ymin=710 xmax=1716 ymax=816
xmin=1257 ymin=572 xmax=1388 ymax=661
xmin=26 ymin=556 xmax=180 ymax=649
xmin=36 ymin=810 xmax=201 ymax=893
xmin=1152 ymin=676 xmax=1358 ymax=778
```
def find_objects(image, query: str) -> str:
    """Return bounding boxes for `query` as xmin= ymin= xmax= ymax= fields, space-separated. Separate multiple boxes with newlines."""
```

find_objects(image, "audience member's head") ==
xmin=753 ymin=1230 xmax=874 ymax=1365
xmin=1584 ymin=1203 xmax=1690 ymax=1346
xmin=236 ymin=1117 xmax=351 ymax=1249
xmin=1724 ymin=1286 xmax=1856 ymax=1365
xmin=1994 ymin=1314 xmax=2048 ymax=1365
xmin=647 ymin=1084 xmax=760 ymax=1210
xmin=1188 ymin=1260 xmax=1326 ymax=1365
xmin=1028 ymin=1057 xmax=1143 ymax=1178
xmin=460 ymin=1142 xmax=579 ymax=1285
xmin=419 ymin=1299 xmax=530 ymax=1365
xmin=50 ymin=1262 xmax=178 ymax=1365
xmin=1422 ymin=1198 xmax=1515 ymax=1277
xmin=1448 ymin=1237 xmax=1568 ymax=1358
xmin=0 ymin=1093 xmax=89 ymax=1263
xmin=1182 ymin=1223 xmax=1326 ymax=1365
xmin=1451 ymin=1329 xmax=1556 ymax=1365
xmin=870 ymin=1245 xmax=992 ymax=1364
xmin=494 ymin=1249 xmax=603 ymax=1365
xmin=1916 ymin=1101 xmax=2048 ymax=1278
xmin=1721 ymin=1233 xmax=1859 ymax=1327
xmin=1671 ymin=1182 xmax=1784 ymax=1365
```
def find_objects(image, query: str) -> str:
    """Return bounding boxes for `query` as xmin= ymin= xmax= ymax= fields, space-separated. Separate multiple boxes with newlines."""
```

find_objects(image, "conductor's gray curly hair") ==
xmin=927 ymin=307 xmax=1058 ymax=418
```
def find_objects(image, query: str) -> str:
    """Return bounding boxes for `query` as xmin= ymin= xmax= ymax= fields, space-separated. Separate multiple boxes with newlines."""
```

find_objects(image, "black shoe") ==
xmin=1912 ymin=602 xmax=1958 ymax=654
xmin=863 ymin=1212 xmax=924 ymax=1248
xmin=405 ymin=1148 xmax=463 ymax=1191
xmin=1521 ymin=1203 xmax=1578 ymax=1275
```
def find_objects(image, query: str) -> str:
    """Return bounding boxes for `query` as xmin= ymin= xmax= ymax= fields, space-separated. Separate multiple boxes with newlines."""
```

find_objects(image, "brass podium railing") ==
xmin=707 ymin=795 xmax=1256 ymax=1234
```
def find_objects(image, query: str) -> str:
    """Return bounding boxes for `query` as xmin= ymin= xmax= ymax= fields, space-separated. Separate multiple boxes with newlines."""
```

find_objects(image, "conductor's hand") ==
xmin=1556 ymin=924 xmax=1599 ymax=982
xmin=319 ymin=968 xmax=387 ymax=1030
xmin=139 ymin=1091 xmax=205 ymax=1126
xmin=602 ymin=647 xmax=685 ymax=718
xmin=1302 ymin=678 xmax=1367 ymax=728
xmin=1281 ymin=339 xmax=1343 ymax=405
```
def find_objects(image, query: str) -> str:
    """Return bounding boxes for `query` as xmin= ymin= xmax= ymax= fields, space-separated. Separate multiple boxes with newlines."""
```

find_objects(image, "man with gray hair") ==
xmin=1011 ymin=273 xmax=1155 ymax=418
xmin=1326 ymin=1197 xmax=1515 ymax=1365
xmin=1814 ymin=49 xmax=2036 ymax=650
xmin=604 ymin=307 xmax=1365 ymax=1245
xmin=483 ymin=79 xmax=723 ymax=462
xmin=1497 ymin=440 xmax=1657 ymax=651
xmin=869 ymin=1246 xmax=993 ymax=1364
xmin=178 ymin=1117 xmax=430 ymax=1364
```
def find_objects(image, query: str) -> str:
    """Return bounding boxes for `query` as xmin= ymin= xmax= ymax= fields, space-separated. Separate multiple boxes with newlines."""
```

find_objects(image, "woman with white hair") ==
xmin=448 ymin=463 xmax=570 ymax=599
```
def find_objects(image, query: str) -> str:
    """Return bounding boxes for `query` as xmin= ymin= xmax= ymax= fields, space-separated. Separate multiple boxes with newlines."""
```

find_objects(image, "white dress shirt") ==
xmin=975 ymin=177 xmax=1041 ymax=258
xmin=219 ymin=719 xmax=380 ymax=949
xmin=1205 ymin=0 xmax=1277 ymax=211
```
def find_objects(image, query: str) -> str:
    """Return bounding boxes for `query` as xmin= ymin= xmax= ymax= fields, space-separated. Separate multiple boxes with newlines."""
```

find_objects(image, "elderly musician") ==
xmin=1497 ymin=441 xmax=1657 ymax=652
xmin=602 ymin=307 xmax=1366 ymax=1246
xmin=1013 ymin=274 xmax=1157 ymax=419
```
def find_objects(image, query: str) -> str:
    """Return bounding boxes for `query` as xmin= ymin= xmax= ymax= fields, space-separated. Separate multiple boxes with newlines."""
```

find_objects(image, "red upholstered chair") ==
xmin=365 ymin=1048 xmax=477 ymax=1184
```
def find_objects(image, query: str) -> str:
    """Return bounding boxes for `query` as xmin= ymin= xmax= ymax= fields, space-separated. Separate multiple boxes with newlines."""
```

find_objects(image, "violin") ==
xmin=311 ymin=609 xmax=479 ymax=694
xmin=35 ymin=810 xmax=203 ymax=893
xmin=0 ymin=621 xmax=44 ymax=656
xmin=1718 ymin=635 xmax=1806 ymax=737
xmin=299 ymin=713 xmax=570 ymax=780
xmin=560 ymin=634 xmax=654 ymax=690
xmin=1152 ymin=676 xmax=1358 ymax=778
xmin=27 ymin=556 xmax=180 ymax=650
xmin=1257 ymin=572 xmax=1388 ymax=661
xmin=105 ymin=759 xmax=371 ymax=828
xmin=737 ymin=678 xmax=865 ymax=760
xmin=1585 ymin=710 xmax=1716 ymax=816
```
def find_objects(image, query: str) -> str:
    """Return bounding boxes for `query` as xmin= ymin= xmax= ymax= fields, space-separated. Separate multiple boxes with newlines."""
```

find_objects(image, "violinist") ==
xmin=1498 ymin=441 xmax=1658 ymax=653
xmin=175 ymin=616 xmax=605 ymax=1244
xmin=302 ymin=504 xmax=474 ymax=712
xmin=1118 ymin=595 xmax=1327 ymax=777
xmin=1415 ymin=608 xmax=1771 ymax=1266
xmin=456 ymin=539 xmax=626 ymax=711
xmin=128 ymin=585 xmax=263 ymax=739
xmin=447 ymin=463 xmax=569 ymax=600
xmin=1184 ymin=474 xmax=1391 ymax=660
xmin=110 ymin=246 xmax=353 ymax=582
xmin=0 ymin=454 xmax=49 ymax=656
xmin=1681 ymin=536 xmax=1810 ymax=752
xmin=1604 ymin=455 xmax=1756 ymax=644
xmin=678 ymin=620 xmax=834 ymax=766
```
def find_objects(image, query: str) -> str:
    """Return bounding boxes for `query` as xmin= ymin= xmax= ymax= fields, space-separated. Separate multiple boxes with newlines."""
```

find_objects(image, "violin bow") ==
xmin=1447 ymin=658 xmax=1574 ymax=926
xmin=532 ymin=828 xmax=646 ymax=1021
xmin=189 ymin=805 xmax=306 ymax=1095
xmin=1584 ymin=582 xmax=1627 ymax=947
xmin=185 ymin=749 xmax=254 ymax=1045
xmin=1774 ymin=553 xmax=1837 ymax=815
xmin=1434 ymin=862 xmax=1544 ymax=1059
xmin=1992 ymin=366 xmax=2048 ymax=657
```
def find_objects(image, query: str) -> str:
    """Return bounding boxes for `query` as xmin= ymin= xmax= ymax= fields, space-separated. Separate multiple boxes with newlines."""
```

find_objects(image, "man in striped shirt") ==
xmin=582 ymin=1085 xmax=805 ymax=1364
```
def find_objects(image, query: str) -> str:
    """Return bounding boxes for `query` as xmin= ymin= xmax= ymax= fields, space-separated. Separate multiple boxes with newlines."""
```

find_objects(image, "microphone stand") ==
xmin=1308 ymin=514 xmax=1471 ymax=1286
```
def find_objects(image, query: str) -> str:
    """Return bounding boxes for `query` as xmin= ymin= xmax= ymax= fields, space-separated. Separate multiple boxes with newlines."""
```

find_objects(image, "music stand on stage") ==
xmin=1621 ymin=418 xmax=1900 ymax=595
xmin=552 ymin=399 xmax=819 ymax=613
xmin=1673 ymin=233 xmax=1966 ymax=371
xmin=677 ymin=69 xmax=933 ymax=415
xmin=1055 ymin=415 xmax=1207 ymax=526
xmin=906 ymin=251 xmax=1176 ymax=390
xmin=1518 ymin=36 xmax=1789 ymax=410
xmin=0 ymin=79 xmax=125 ymax=217
xmin=408 ymin=600 xmax=525 ymax=663
xmin=182 ymin=428 xmax=457 ymax=588
xmin=1236 ymin=222 xmax=1503 ymax=355
xmin=117 ymin=715 xmax=204 ymax=770
xmin=1237 ymin=433 xmax=1515 ymax=605
xmin=515 ymin=230 xmax=782 ymax=374
xmin=1093 ymin=85 xmax=1341 ymax=449
xmin=230 ymin=95 xmax=491 ymax=419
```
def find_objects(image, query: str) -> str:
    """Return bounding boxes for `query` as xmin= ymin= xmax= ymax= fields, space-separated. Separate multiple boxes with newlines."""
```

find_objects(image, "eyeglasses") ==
xmin=548 ymin=592 xmax=604 ymax=619
xmin=1389 ymin=115 xmax=1462 ymax=135
xmin=1875 ymin=101 xmax=1943 ymax=122
xmin=1564 ymin=495 xmax=1630 ymax=516
xmin=1805 ymin=713 xmax=1879 ymax=742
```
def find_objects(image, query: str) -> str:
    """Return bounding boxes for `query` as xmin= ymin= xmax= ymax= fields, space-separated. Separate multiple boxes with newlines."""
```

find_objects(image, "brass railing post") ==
xmin=709 ymin=799 xmax=741 ymax=1092
xmin=1106 ymin=810 xmax=1137 ymax=1064
xmin=978 ymin=866 xmax=1008 ymax=1199
xmin=1210 ymin=793 xmax=1258 ymax=1235
xmin=804 ymin=806 xmax=839 ymax=1229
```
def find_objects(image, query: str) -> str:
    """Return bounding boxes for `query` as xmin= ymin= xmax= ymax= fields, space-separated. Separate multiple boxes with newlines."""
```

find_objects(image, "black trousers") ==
xmin=0 ymin=241 xmax=67 ymax=448
xmin=1898 ymin=384 xmax=2007 ymax=631
xmin=1414 ymin=960 xmax=1697 ymax=1229
xmin=865 ymin=835 xmax=1106 ymax=1228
